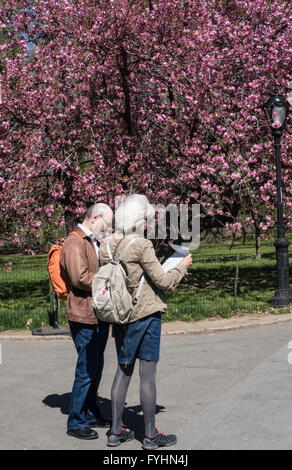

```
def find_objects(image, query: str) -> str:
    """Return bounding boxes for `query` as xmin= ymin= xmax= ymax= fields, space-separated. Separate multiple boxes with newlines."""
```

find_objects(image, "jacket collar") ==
xmin=77 ymin=223 xmax=94 ymax=239
xmin=73 ymin=225 xmax=88 ymax=239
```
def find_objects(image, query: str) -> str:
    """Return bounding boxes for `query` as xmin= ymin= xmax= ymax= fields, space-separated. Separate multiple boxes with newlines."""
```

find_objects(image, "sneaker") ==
xmin=107 ymin=424 xmax=135 ymax=447
xmin=142 ymin=427 xmax=177 ymax=450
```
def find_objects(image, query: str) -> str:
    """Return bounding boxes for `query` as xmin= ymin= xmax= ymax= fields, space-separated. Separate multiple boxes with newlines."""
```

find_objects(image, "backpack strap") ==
xmin=117 ymin=237 xmax=145 ymax=305
xmin=133 ymin=275 xmax=144 ymax=305
xmin=105 ymin=237 xmax=114 ymax=262
xmin=117 ymin=237 xmax=144 ymax=263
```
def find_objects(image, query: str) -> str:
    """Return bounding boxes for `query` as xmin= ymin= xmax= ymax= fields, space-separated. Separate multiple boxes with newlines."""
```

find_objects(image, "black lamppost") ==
xmin=264 ymin=95 xmax=292 ymax=307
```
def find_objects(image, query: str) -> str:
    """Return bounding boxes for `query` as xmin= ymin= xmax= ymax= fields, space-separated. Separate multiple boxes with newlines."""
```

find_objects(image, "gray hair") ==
xmin=115 ymin=194 xmax=154 ymax=234
xmin=84 ymin=203 xmax=111 ymax=221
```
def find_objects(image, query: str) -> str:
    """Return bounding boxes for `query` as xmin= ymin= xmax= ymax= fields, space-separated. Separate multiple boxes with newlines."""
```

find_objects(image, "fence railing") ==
xmin=0 ymin=252 xmax=286 ymax=330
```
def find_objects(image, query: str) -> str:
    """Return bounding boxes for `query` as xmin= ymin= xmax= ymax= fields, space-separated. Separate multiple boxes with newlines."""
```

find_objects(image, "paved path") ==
xmin=1 ymin=322 xmax=292 ymax=450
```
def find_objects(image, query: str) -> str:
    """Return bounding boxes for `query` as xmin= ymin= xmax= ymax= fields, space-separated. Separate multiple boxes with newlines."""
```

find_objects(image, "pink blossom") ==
xmin=0 ymin=0 xmax=291 ymax=247
xmin=272 ymin=121 xmax=282 ymax=129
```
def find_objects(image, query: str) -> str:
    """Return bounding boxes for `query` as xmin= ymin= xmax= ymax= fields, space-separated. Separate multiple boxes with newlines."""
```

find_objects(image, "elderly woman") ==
xmin=98 ymin=194 xmax=192 ymax=450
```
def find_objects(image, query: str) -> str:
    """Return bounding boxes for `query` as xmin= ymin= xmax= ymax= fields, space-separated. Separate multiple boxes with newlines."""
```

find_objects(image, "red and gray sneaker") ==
xmin=142 ymin=427 xmax=177 ymax=450
xmin=107 ymin=423 xmax=135 ymax=447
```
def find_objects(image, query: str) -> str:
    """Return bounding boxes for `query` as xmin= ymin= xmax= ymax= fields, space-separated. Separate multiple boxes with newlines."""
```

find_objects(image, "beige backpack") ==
xmin=92 ymin=237 xmax=144 ymax=324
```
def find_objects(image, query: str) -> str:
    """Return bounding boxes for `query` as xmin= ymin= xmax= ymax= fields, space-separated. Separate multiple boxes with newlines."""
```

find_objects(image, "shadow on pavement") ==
xmin=43 ymin=393 xmax=71 ymax=415
xmin=42 ymin=393 xmax=165 ymax=443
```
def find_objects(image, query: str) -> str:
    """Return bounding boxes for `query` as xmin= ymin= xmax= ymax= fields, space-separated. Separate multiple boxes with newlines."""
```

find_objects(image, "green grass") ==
xmin=164 ymin=234 xmax=292 ymax=322
xmin=0 ymin=253 xmax=67 ymax=331
xmin=0 ymin=234 xmax=292 ymax=330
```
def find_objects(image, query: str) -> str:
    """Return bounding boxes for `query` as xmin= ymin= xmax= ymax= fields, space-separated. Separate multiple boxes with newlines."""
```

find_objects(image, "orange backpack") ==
xmin=47 ymin=231 xmax=82 ymax=300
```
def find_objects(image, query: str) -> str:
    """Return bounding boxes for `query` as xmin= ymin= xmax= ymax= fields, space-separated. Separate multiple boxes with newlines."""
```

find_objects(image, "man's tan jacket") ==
xmin=60 ymin=226 xmax=98 ymax=324
xmin=98 ymin=233 xmax=187 ymax=323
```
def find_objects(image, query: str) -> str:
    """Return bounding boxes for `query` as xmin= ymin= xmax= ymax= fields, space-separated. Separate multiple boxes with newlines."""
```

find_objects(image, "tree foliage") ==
xmin=0 ymin=0 xmax=291 ymax=248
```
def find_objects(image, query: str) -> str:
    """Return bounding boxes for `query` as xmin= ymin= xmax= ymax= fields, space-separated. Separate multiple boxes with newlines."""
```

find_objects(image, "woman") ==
xmin=98 ymin=194 xmax=192 ymax=449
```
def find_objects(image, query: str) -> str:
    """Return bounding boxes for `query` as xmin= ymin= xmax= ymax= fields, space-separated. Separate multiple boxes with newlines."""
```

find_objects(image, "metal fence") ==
xmin=0 ymin=258 xmax=66 ymax=330
xmin=0 ymin=252 xmax=282 ymax=330
xmin=165 ymin=252 xmax=277 ymax=321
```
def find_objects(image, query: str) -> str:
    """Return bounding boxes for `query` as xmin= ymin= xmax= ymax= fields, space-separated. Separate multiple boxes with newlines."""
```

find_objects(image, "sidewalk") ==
xmin=1 ymin=311 xmax=292 ymax=340
xmin=174 ymin=335 xmax=292 ymax=450
xmin=1 ymin=320 xmax=292 ymax=449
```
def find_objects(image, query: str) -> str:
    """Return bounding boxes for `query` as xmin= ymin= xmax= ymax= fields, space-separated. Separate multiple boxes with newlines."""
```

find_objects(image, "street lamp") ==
xmin=264 ymin=95 xmax=292 ymax=307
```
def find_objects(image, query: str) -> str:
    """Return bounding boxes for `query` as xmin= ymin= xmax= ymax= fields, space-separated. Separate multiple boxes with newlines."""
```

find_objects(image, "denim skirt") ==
xmin=113 ymin=312 xmax=162 ymax=366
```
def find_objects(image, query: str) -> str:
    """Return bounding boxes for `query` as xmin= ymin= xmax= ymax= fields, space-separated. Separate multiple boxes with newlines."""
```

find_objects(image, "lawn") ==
xmin=0 ymin=234 xmax=292 ymax=331
xmin=165 ymin=234 xmax=292 ymax=321
xmin=0 ymin=253 xmax=67 ymax=331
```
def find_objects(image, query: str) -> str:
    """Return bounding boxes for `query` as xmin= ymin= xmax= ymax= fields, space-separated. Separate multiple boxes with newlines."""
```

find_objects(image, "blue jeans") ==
xmin=67 ymin=321 xmax=109 ymax=430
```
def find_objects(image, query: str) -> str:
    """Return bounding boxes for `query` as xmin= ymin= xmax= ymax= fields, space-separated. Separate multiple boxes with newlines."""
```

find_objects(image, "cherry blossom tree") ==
xmin=0 ymin=0 xmax=291 ymax=254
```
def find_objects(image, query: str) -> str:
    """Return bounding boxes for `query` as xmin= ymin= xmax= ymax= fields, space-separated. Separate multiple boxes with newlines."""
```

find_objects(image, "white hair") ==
xmin=115 ymin=194 xmax=154 ymax=234
xmin=84 ymin=203 xmax=112 ymax=220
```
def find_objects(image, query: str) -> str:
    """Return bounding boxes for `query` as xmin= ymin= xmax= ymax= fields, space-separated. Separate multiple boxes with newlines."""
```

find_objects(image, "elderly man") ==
xmin=60 ymin=203 xmax=113 ymax=440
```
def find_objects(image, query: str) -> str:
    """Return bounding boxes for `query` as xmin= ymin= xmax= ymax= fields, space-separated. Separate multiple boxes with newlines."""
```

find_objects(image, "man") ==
xmin=60 ymin=203 xmax=113 ymax=440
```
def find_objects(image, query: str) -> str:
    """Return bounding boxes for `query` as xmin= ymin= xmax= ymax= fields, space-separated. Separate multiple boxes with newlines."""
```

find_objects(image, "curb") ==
xmin=1 ymin=315 xmax=292 ymax=341
xmin=0 ymin=335 xmax=72 ymax=341
xmin=162 ymin=316 xmax=292 ymax=336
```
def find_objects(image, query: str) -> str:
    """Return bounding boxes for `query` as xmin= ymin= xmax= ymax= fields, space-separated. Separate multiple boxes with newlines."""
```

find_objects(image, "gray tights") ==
xmin=110 ymin=360 xmax=157 ymax=437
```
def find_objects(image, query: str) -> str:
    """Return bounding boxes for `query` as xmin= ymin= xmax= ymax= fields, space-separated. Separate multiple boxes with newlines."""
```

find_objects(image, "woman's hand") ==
xmin=180 ymin=253 xmax=192 ymax=269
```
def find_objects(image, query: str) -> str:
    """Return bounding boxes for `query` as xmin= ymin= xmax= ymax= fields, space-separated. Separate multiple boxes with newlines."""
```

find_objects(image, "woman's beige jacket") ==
xmin=98 ymin=233 xmax=187 ymax=323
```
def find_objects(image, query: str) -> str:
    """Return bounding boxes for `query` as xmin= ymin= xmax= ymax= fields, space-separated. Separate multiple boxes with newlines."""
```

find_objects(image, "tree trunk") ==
xmin=242 ymin=226 xmax=246 ymax=245
xmin=64 ymin=210 xmax=77 ymax=236
xmin=255 ymin=226 xmax=261 ymax=259
xmin=230 ymin=231 xmax=236 ymax=250
xmin=119 ymin=46 xmax=134 ymax=137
